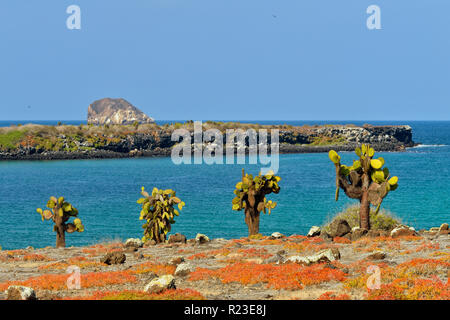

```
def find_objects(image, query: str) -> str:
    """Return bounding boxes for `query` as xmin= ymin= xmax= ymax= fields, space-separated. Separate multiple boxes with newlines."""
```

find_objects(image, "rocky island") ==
xmin=0 ymin=98 xmax=415 ymax=161
xmin=87 ymin=98 xmax=154 ymax=125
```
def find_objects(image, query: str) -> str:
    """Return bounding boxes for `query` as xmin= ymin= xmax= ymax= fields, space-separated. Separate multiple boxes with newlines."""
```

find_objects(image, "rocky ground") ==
xmin=0 ymin=224 xmax=448 ymax=300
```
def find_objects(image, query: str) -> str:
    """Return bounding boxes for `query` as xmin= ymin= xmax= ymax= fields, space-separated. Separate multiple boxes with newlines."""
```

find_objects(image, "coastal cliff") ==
xmin=0 ymin=123 xmax=414 ymax=161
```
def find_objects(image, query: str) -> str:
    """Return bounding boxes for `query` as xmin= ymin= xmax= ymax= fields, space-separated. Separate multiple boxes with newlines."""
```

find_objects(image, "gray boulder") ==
xmin=329 ymin=219 xmax=351 ymax=237
xmin=144 ymin=275 xmax=176 ymax=293
xmin=6 ymin=286 xmax=36 ymax=300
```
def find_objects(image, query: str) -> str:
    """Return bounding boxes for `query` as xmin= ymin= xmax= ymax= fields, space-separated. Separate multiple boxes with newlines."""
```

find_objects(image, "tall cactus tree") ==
xmin=36 ymin=196 xmax=84 ymax=248
xmin=137 ymin=187 xmax=185 ymax=244
xmin=232 ymin=169 xmax=281 ymax=236
xmin=329 ymin=144 xmax=399 ymax=230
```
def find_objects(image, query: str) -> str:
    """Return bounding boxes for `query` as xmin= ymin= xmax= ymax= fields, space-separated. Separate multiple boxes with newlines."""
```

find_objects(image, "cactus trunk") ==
xmin=359 ymin=191 xmax=371 ymax=230
xmin=244 ymin=206 xmax=260 ymax=236
xmin=54 ymin=217 xmax=66 ymax=248
xmin=152 ymin=228 xmax=164 ymax=244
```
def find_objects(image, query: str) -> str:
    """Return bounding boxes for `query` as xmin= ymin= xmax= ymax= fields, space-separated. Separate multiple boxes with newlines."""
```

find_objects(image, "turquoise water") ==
xmin=0 ymin=121 xmax=449 ymax=249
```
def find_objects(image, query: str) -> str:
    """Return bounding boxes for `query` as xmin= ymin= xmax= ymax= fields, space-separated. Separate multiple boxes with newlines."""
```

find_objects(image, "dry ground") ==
xmin=0 ymin=232 xmax=448 ymax=300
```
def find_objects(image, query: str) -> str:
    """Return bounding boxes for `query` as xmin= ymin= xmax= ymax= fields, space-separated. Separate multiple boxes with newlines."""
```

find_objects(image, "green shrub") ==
xmin=0 ymin=130 xmax=26 ymax=149
xmin=323 ymin=204 xmax=401 ymax=232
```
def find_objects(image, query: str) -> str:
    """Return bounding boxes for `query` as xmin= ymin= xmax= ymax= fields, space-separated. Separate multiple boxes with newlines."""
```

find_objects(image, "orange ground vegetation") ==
xmin=63 ymin=289 xmax=205 ymax=300
xmin=317 ymin=291 xmax=351 ymax=300
xmin=414 ymin=241 xmax=440 ymax=253
xmin=130 ymin=262 xmax=176 ymax=275
xmin=81 ymin=243 xmax=124 ymax=257
xmin=333 ymin=237 xmax=352 ymax=244
xmin=39 ymin=256 xmax=106 ymax=271
xmin=283 ymin=238 xmax=336 ymax=254
xmin=187 ymin=248 xmax=232 ymax=260
xmin=189 ymin=262 xmax=347 ymax=290
xmin=366 ymin=277 xmax=449 ymax=300
xmin=344 ymin=258 xmax=450 ymax=299
xmin=187 ymin=247 xmax=272 ymax=262
xmin=23 ymin=254 xmax=52 ymax=262
xmin=0 ymin=271 xmax=137 ymax=291
xmin=0 ymin=251 xmax=53 ymax=262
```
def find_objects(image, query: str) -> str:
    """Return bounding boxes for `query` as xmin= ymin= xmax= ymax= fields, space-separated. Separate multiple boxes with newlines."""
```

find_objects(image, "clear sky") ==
xmin=0 ymin=1 xmax=449 ymax=121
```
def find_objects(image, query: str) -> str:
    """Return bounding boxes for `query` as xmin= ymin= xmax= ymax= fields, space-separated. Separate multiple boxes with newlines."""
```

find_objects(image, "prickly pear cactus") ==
xmin=36 ymin=196 xmax=84 ymax=248
xmin=329 ymin=144 xmax=399 ymax=229
xmin=138 ymin=187 xmax=185 ymax=244
xmin=232 ymin=169 xmax=281 ymax=236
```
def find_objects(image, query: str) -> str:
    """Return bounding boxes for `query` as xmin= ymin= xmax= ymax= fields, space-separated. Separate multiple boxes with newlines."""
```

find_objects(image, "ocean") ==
xmin=0 ymin=120 xmax=449 ymax=249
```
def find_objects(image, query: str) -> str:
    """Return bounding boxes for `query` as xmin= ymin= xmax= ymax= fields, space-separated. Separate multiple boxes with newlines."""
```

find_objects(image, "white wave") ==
xmin=409 ymin=144 xmax=448 ymax=148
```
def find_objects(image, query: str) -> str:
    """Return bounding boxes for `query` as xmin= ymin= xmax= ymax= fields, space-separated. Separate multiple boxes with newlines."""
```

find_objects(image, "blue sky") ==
xmin=0 ymin=1 xmax=449 ymax=121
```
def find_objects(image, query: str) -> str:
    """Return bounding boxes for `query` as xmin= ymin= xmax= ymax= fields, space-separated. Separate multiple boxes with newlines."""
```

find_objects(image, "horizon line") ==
xmin=1 ymin=119 xmax=450 ymax=122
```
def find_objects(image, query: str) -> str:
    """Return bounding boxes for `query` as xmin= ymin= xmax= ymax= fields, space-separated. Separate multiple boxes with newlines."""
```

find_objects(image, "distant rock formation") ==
xmin=87 ymin=98 xmax=154 ymax=125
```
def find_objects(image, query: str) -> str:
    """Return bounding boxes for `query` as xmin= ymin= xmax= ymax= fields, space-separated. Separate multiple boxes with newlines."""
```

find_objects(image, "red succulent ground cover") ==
xmin=130 ymin=262 xmax=176 ymax=275
xmin=0 ymin=271 xmax=137 ymax=291
xmin=0 ymin=232 xmax=448 ymax=300
xmin=62 ymin=289 xmax=205 ymax=300
xmin=344 ymin=258 xmax=450 ymax=300
xmin=189 ymin=262 xmax=347 ymax=290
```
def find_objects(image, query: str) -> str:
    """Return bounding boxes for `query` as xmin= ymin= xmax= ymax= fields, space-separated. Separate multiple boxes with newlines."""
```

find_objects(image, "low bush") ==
xmin=324 ymin=205 xmax=401 ymax=232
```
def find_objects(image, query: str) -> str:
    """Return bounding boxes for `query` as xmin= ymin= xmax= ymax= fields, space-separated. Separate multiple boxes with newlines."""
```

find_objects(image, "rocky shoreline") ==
xmin=0 ymin=222 xmax=448 ymax=300
xmin=0 ymin=124 xmax=415 ymax=161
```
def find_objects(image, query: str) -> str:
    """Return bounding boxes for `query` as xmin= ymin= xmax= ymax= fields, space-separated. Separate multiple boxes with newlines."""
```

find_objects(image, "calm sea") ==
xmin=0 ymin=121 xmax=449 ymax=249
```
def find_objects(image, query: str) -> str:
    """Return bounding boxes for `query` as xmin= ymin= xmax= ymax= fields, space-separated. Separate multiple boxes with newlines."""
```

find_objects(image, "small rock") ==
xmin=429 ymin=227 xmax=440 ymax=232
xmin=144 ymin=240 xmax=157 ymax=247
xmin=134 ymin=252 xmax=144 ymax=260
xmin=6 ymin=286 xmax=36 ymax=300
xmin=125 ymin=238 xmax=143 ymax=248
xmin=125 ymin=247 xmax=138 ymax=253
xmin=439 ymin=223 xmax=449 ymax=235
xmin=342 ymin=233 xmax=352 ymax=241
xmin=367 ymin=230 xmax=381 ymax=238
xmin=320 ymin=231 xmax=333 ymax=242
xmin=168 ymin=233 xmax=187 ymax=244
xmin=307 ymin=226 xmax=321 ymax=237
xmin=270 ymin=232 xmax=285 ymax=239
xmin=26 ymin=246 xmax=34 ymax=251
xmin=146 ymin=272 xmax=158 ymax=281
xmin=195 ymin=233 xmax=210 ymax=244
xmin=329 ymin=219 xmax=351 ymax=237
xmin=168 ymin=256 xmax=185 ymax=266
xmin=175 ymin=263 xmax=195 ymax=276
xmin=245 ymin=258 xmax=264 ymax=264
xmin=379 ymin=230 xmax=390 ymax=237
xmin=263 ymin=253 xmax=286 ymax=264
xmin=225 ymin=253 xmax=243 ymax=260
xmin=390 ymin=226 xmax=417 ymax=238
xmin=144 ymin=275 xmax=176 ymax=294
xmin=100 ymin=252 xmax=126 ymax=265
xmin=351 ymin=228 xmax=368 ymax=241
xmin=367 ymin=251 xmax=386 ymax=260
xmin=287 ymin=248 xmax=341 ymax=266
